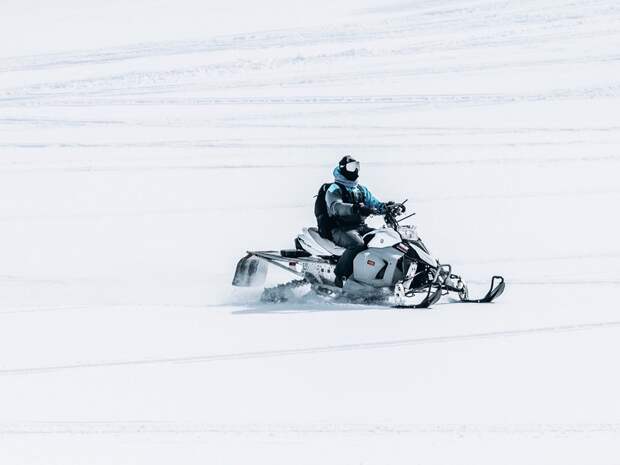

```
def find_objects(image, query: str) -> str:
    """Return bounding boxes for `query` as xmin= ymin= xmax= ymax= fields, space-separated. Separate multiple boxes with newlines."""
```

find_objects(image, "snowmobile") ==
xmin=232 ymin=203 xmax=505 ymax=308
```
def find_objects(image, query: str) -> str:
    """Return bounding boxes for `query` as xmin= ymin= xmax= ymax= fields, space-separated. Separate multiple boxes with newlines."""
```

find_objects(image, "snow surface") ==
xmin=1 ymin=0 xmax=620 ymax=463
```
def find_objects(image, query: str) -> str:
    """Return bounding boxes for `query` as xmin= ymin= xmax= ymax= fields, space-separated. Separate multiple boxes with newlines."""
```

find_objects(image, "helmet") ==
xmin=338 ymin=155 xmax=360 ymax=181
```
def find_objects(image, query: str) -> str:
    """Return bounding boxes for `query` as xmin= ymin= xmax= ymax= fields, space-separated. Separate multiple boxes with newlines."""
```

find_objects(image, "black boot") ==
xmin=334 ymin=275 xmax=344 ymax=288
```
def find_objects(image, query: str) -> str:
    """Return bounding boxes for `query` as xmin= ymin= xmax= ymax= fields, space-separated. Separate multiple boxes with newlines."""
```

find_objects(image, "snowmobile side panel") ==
xmin=352 ymin=248 xmax=406 ymax=288
xmin=232 ymin=254 xmax=268 ymax=287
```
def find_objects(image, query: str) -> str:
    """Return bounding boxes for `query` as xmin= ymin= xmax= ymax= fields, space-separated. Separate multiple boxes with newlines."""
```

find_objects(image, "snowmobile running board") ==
xmin=232 ymin=251 xmax=323 ymax=287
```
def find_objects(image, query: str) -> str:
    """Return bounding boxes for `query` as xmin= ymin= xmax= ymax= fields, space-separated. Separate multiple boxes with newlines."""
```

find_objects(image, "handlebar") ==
xmin=382 ymin=200 xmax=414 ymax=230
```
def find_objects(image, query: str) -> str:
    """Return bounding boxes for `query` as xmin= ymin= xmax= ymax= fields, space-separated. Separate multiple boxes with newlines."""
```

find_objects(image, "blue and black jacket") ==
xmin=325 ymin=168 xmax=385 ymax=229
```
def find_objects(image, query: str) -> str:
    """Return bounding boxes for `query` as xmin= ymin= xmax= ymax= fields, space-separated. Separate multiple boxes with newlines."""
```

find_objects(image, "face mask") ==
xmin=341 ymin=165 xmax=359 ymax=181
xmin=338 ymin=156 xmax=360 ymax=181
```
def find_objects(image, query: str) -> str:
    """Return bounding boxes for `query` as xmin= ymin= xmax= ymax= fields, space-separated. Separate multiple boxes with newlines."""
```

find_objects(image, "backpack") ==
xmin=314 ymin=182 xmax=352 ymax=239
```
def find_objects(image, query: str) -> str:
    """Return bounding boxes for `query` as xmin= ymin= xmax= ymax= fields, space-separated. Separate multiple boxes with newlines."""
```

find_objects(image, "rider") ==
xmin=327 ymin=155 xmax=404 ymax=287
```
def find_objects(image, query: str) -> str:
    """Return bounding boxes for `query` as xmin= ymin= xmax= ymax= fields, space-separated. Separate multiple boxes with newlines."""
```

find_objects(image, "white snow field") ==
xmin=1 ymin=0 xmax=620 ymax=463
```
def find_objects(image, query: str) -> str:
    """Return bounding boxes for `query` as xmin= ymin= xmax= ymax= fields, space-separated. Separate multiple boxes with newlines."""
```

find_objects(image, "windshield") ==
xmin=397 ymin=225 xmax=419 ymax=241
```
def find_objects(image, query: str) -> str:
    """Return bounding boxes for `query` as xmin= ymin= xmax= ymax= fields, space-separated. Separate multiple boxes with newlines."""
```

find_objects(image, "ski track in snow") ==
xmin=1 ymin=421 xmax=620 ymax=435
xmin=2 ymin=86 xmax=620 ymax=110
xmin=1 ymin=0 xmax=617 ymax=73
xmin=1 ymin=0 xmax=619 ymax=119
xmin=1 ymin=154 xmax=620 ymax=177
xmin=2 ymin=320 xmax=620 ymax=376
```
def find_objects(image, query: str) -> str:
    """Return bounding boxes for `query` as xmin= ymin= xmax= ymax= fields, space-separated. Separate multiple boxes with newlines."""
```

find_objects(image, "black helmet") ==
xmin=338 ymin=155 xmax=360 ymax=181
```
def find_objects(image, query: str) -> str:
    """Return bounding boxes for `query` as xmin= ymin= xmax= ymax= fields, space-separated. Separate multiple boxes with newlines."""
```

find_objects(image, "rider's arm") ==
xmin=326 ymin=184 xmax=355 ymax=217
xmin=360 ymin=186 xmax=386 ymax=213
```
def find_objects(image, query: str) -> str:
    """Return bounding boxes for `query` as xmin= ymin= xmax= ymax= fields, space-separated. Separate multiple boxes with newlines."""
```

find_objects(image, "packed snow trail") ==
xmin=2 ymin=319 xmax=620 ymax=376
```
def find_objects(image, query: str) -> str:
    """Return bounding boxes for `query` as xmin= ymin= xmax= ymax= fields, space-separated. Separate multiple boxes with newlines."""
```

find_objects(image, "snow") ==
xmin=1 ymin=0 xmax=620 ymax=463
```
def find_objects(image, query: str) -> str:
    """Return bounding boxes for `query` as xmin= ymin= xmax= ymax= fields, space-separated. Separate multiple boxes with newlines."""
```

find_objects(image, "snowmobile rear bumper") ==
xmin=232 ymin=253 xmax=269 ymax=287
xmin=232 ymin=250 xmax=326 ymax=287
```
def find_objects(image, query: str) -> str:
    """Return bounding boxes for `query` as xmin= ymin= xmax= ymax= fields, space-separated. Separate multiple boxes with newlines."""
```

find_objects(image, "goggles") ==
xmin=345 ymin=161 xmax=360 ymax=172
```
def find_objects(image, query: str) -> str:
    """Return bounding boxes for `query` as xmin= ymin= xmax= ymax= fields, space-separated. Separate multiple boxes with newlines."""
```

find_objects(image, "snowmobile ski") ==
xmin=459 ymin=276 xmax=505 ymax=303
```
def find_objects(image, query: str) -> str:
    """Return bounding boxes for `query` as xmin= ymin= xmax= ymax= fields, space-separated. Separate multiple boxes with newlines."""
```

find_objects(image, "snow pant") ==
xmin=332 ymin=225 xmax=374 ymax=278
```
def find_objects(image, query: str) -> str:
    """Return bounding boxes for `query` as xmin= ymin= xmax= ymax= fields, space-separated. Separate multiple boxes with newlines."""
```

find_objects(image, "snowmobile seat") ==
xmin=298 ymin=227 xmax=346 ymax=257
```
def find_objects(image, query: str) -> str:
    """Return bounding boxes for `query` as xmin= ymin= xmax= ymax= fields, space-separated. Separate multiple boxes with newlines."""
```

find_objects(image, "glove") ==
xmin=386 ymin=201 xmax=406 ymax=215
xmin=353 ymin=203 xmax=376 ymax=216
